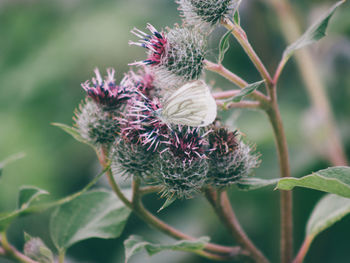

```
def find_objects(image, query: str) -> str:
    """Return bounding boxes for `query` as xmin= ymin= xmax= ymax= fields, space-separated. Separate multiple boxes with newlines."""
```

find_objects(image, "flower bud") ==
xmin=110 ymin=136 xmax=156 ymax=178
xmin=206 ymin=126 xmax=260 ymax=188
xmin=122 ymin=66 xmax=157 ymax=99
xmin=155 ymin=154 xmax=208 ymax=199
xmin=74 ymin=99 xmax=119 ymax=146
xmin=81 ymin=68 xmax=133 ymax=111
xmin=124 ymin=96 xmax=170 ymax=152
xmin=151 ymin=127 xmax=210 ymax=199
xmin=130 ymin=24 xmax=206 ymax=94
xmin=24 ymin=235 xmax=54 ymax=263
xmin=177 ymin=0 xmax=237 ymax=31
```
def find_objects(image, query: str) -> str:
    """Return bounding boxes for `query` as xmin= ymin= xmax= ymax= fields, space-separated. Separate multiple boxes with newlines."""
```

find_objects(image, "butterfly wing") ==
xmin=161 ymin=80 xmax=217 ymax=127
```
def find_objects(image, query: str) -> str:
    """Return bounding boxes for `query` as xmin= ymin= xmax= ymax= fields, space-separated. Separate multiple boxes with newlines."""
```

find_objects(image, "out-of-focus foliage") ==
xmin=0 ymin=0 xmax=349 ymax=262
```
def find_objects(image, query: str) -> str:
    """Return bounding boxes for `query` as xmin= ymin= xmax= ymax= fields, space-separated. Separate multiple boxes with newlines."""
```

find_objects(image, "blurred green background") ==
xmin=0 ymin=0 xmax=349 ymax=262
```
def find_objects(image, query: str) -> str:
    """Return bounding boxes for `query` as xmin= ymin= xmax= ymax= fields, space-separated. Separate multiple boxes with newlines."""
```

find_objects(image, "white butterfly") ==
xmin=159 ymin=80 xmax=217 ymax=127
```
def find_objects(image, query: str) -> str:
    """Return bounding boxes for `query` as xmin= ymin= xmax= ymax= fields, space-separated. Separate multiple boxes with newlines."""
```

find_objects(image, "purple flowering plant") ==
xmin=1 ymin=1 xmax=349 ymax=263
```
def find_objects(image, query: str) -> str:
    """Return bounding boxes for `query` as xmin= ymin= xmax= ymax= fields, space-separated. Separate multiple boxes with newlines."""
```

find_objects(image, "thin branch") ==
xmin=268 ymin=0 xmax=348 ymax=166
xmin=265 ymin=1 xmax=348 ymax=259
xmin=273 ymin=57 xmax=288 ymax=85
xmin=139 ymin=185 xmax=162 ymax=196
xmin=220 ymin=18 xmax=273 ymax=86
xmin=0 ymin=233 xmax=39 ymax=263
xmin=131 ymin=177 xmax=141 ymax=204
xmin=266 ymin=88 xmax=293 ymax=263
xmin=216 ymin=100 xmax=261 ymax=110
xmin=98 ymin=148 xmax=246 ymax=259
xmin=205 ymin=60 xmax=248 ymax=88
xmin=131 ymin=179 xmax=241 ymax=261
xmin=99 ymin=147 xmax=133 ymax=208
xmin=293 ymin=236 xmax=313 ymax=263
xmin=205 ymin=60 xmax=270 ymax=108
xmin=205 ymin=189 xmax=270 ymax=263
xmin=58 ymin=250 xmax=66 ymax=263
xmin=0 ymin=246 xmax=5 ymax=256
xmin=213 ymin=90 xmax=241 ymax=99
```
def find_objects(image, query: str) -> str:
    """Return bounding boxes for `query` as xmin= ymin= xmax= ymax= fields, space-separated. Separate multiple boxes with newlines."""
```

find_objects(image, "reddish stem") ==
xmin=213 ymin=90 xmax=241 ymax=99
xmin=293 ymin=236 xmax=313 ymax=263
xmin=98 ymin=147 xmax=245 ymax=259
xmin=266 ymin=89 xmax=293 ymax=263
xmin=216 ymin=100 xmax=261 ymax=110
xmin=205 ymin=189 xmax=269 ymax=263
xmin=0 ymin=234 xmax=39 ymax=263
xmin=205 ymin=60 xmax=248 ymax=88
xmin=220 ymin=18 xmax=273 ymax=86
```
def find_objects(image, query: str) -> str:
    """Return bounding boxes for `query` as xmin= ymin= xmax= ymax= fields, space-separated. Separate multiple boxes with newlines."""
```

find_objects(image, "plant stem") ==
xmin=273 ymin=58 xmax=288 ymax=85
xmin=268 ymin=0 xmax=348 ymax=166
xmin=216 ymin=100 xmax=261 ymax=110
xmin=0 ymin=246 xmax=5 ymax=256
xmin=58 ymin=250 xmax=66 ymax=263
xmin=205 ymin=189 xmax=270 ymax=263
xmin=139 ymin=185 xmax=162 ymax=195
xmin=204 ymin=60 xmax=270 ymax=108
xmin=266 ymin=87 xmax=293 ymax=263
xmin=208 ymin=32 xmax=293 ymax=261
xmin=220 ymin=18 xmax=273 ymax=86
xmin=131 ymin=179 xmax=240 ymax=262
xmin=99 ymin=147 xmax=133 ymax=208
xmin=0 ymin=232 xmax=38 ymax=263
xmin=208 ymin=44 xmax=293 ymax=262
xmin=205 ymin=60 xmax=248 ymax=88
xmin=98 ymin=148 xmax=246 ymax=260
xmin=213 ymin=90 xmax=241 ymax=99
xmin=292 ymin=236 xmax=313 ymax=263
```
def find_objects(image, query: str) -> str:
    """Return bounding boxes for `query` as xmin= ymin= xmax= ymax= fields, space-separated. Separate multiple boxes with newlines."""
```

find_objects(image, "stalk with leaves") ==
xmin=1 ymin=1 xmax=349 ymax=263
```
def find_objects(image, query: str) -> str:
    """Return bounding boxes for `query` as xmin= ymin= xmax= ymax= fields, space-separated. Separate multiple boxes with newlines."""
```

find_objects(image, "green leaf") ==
xmin=0 ymin=211 xmax=23 ymax=231
xmin=0 ymin=152 xmax=26 ymax=178
xmin=18 ymin=186 xmax=49 ymax=209
xmin=218 ymin=29 xmax=233 ymax=64
xmin=235 ymin=177 xmax=279 ymax=191
xmin=233 ymin=10 xmax=240 ymax=25
xmin=233 ymin=0 xmax=241 ymax=25
xmin=276 ymin=166 xmax=350 ymax=198
xmin=52 ymin=122 xmax=94 ymax=148
xmin=157 ymin=194 xmax=176 ymax=212
xmin=227 ymin=80 xmax=265 ymax=103
xmin=306 ymin=194 xmax=350 ymax=237
xmin=124 ymin=235 xmax=210 ymax=263
xmin=282 ymin=0 xmax=344 ymax=61
xmin=0 ymin=167 xmax=106 ymax=231
xmin=50 ymin=190 xmax=131 ymax=251
xmin=0 ymin=186 xmax=49 ymax=231
xmin=24 ymin=232 xmax=32 ymax=242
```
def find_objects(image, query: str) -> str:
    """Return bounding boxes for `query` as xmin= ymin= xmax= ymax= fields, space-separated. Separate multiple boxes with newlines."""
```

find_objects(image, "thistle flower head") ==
xmin=209 ymin=127 xmax=238 ymax=156
xmin=123 ymin=95 xmax=170 ymax=151
xmin=154 ymin=158 xmax=208 ymax=199
xmin=81 ymin=68 xmax=133 ymax=110
xmin=111 ymin=99 xmax=167 ymax=178
xmin=74 ymin=99 xmax=119 ymax=145
xmin=177 ymin=0 xmax=237 ymax=31
xmin=148 ymin=126 xmax=210 ymax=199
xmin=129 ymin=23 xmax=167 ymax=66
xmin=206 ymin=126 xmax=260 ymax=188
xmin=122 ymin=66 xmax=157 ymax=99
xmin=166 ymin=126 xmax=209 ymax=164
xmin=110 ymin=137 xmax=156 ymax=178
xmin=130 ymin=25 xmax=206 ymax=93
